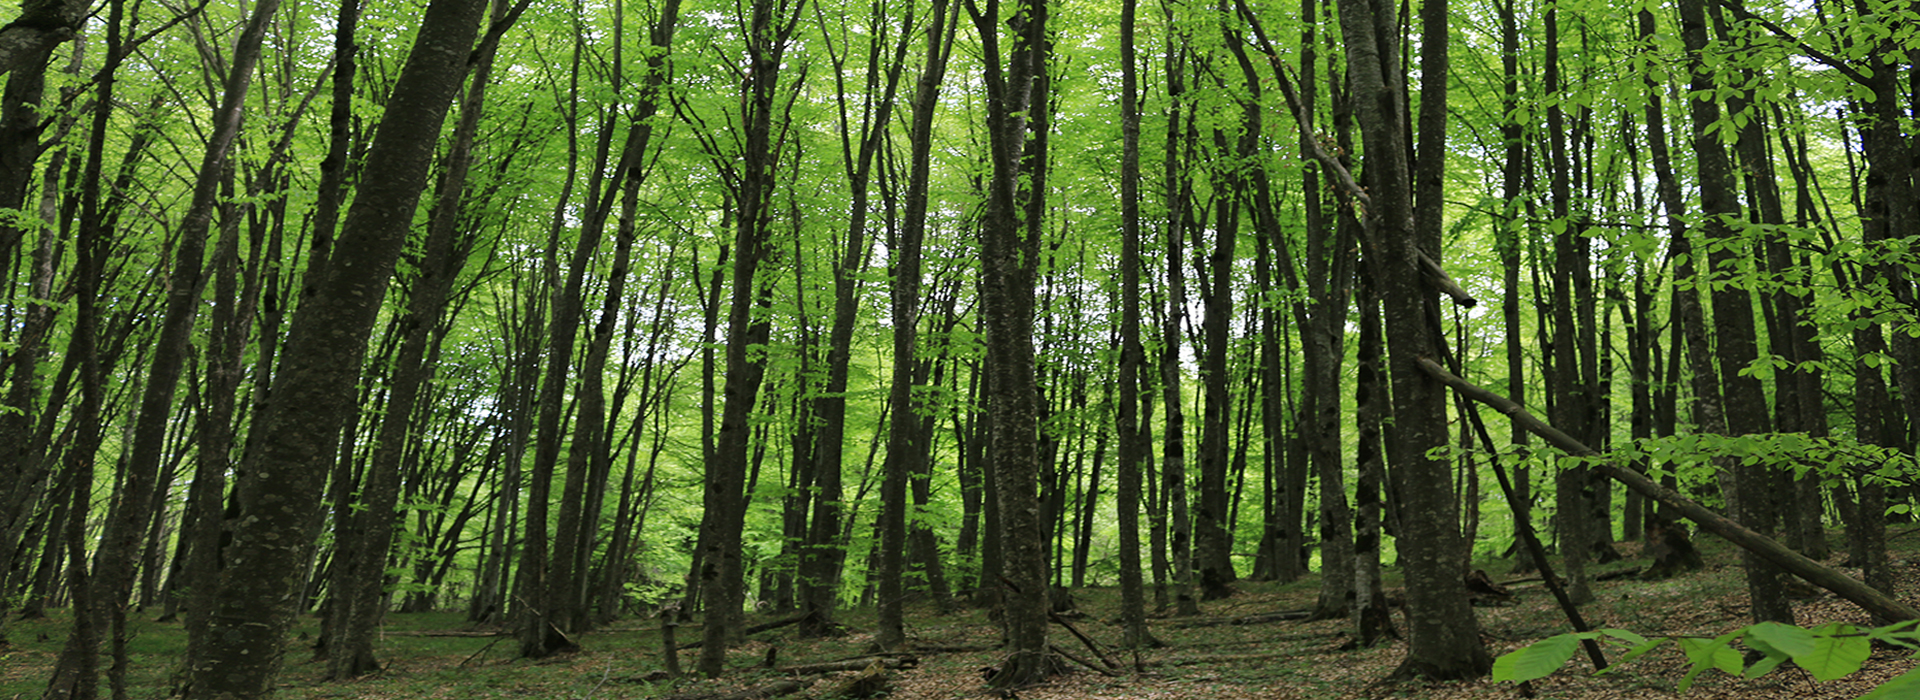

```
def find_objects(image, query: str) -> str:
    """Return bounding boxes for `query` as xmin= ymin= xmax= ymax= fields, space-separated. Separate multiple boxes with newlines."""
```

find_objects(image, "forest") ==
xmin=0 ymin=0 xmax=1917 ymax=695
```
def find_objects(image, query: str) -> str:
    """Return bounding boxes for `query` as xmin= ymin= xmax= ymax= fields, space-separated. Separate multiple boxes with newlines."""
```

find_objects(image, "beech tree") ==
xmin=3 ymin=0 xmax=1918 ymax=694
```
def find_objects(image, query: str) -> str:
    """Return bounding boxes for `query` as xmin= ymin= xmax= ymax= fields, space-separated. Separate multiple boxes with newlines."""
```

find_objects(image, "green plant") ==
xmin=1492 ymin=620 xmax=1920 ymax=698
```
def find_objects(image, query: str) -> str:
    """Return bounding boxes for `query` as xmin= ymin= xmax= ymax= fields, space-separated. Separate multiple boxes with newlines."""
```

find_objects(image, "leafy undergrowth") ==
xmin=4 ymin=534 xmax=1919 ymax=700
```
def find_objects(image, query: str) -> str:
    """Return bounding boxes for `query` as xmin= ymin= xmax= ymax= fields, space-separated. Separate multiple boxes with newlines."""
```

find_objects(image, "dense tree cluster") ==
xmin=0 ymin=0 xmax=1915 ymax=695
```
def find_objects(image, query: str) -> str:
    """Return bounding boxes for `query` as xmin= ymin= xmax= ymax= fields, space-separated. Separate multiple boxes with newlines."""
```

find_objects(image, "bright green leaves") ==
xmin=1862 ymin=669 xmax=1920 ymax=700
xmin=1803 ymin=623 xmax=1874 ymax=682
xmin=1489 ymin=629 xmax=1654 ymax=684
xmin=1490 ymin=632 xmax=1582 ymax=683
xmin=1495 ymin=621 xmax=1911 ymax=696
xmin=1674 ymin=631 xmax=1745 ymax=692
xmin=1609 ymin=431 xmax=1917 ymax=486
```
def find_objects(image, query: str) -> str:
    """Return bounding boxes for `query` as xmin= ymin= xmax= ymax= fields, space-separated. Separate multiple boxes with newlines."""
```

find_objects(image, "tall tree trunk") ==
xmin=1541 ymin=2 xmax=1595 ymax=607
xmin=1158 ymin=55 xmax=1201 ymax=616
xmin=1495 ymin=0 xmax=1534 ymax=571
xmin=845 ymin=0 xmax=919 ymax=646
xmin=1352 ymin=270 xmax=1396 ymax=647
xmin=969 ymin=0 xmax=1059 ymax=686
xmin=696 ymin=0 xmax=801 ymax=675
xmin=1336 ymin=0 xmax=1491 ymax=680
xmin=182 ymin=0 xmax=486 ymax=691
xmin=325 ymin=1 xmax=515 ymax=673
xmin=39 ymin=2 xmax=115 ymax=690
xmin=1674 ymin=0 xmax=1790 ymax=626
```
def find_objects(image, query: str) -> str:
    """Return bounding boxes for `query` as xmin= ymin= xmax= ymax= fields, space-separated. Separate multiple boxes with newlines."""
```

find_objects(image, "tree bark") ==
xmin=969 ymin=0 xmax=1060 ymax=687
xmin=325 ymin=0 xmax=516 ymax=674
xmin=182 ymin=0 xmax=486 ymax=692
xmin=1116 ymin=0 xmax=1151 ymax=625
xmin=1336 ymin=0 xmax=1491 ymax=680
xmin=696 ymin=0 xmax=801 ymax=674
xmin=1675 ymin=0 xmax=1790 ymax=626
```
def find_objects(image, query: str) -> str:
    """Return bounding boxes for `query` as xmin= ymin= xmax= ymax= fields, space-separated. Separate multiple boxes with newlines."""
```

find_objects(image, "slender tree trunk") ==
xmin=325 ymin=2 xmax=514 ymax=673
xmin=844 ymin=0 xmax=920 ymax=646
xmin=696 ymin=0 xmax=801 ymax=674
xmin=1540 ymin=2 xmax=1595 ymax=607
xmin=1675 ymin=0 xmax=1790 ymax=626
xmin=1158 ymin=62 xmax=1201 ymax=616
xmin=1352 ymin=271 xmax=1396 ymax=647
xmin=1495 ymin=0 xmax=1535 ymax=572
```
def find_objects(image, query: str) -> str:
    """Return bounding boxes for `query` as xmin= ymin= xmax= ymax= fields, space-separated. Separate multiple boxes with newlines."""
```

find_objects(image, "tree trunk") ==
xmin=696 ymin=0 xmax=800 ymax=674
xmin=326 ymin=3 xmax=512 ymax=672
xmin=182 ymin=0 xmax=485 ymax=691
xmin=1675 ymin=0 xmax=1790 ymax=626
xmin=971 ymin=0 xmax=1060 ymax=686
xmin=1352 ymin=271 xmax=1396 ymax=647
xmin=1336 ymin=0 xmax=1492 ymax=680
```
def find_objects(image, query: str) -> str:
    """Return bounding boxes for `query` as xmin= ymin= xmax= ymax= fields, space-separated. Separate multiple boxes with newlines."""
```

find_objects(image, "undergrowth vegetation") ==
xmin=5 ymin=532 xmax=1918 ymax=699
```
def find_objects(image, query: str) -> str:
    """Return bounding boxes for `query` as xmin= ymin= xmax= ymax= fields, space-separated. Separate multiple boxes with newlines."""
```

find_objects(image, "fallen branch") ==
xmin=1048 ymin=644 xmax=1122 ymax=677
xmin=459 ymin=634 xmax=507 ymax=667
xmin=1166 ymin=610 xmax=1311 ymax=628
xmin=382 ymin=630 xmax=509 ymax=637
xmin=644 ymin=679 xmax=806 ymax=700
xmin=1594 ymin=566 xmax=1645 ymax=582
xmin=1147 ymin=651 xmax=1300 ymax=667
xmin=676 ymin=613 xmax=812 ymax=650
xmin=1230 ymin=611 xmax=1313 ymax=625
xmin=779 ymin=656 xmax=917 ymax=676
xmin=1049 ymin=612 xmax=1120 ymax=671
xmin=1418 ymin=356 xmax=1920 ymax=623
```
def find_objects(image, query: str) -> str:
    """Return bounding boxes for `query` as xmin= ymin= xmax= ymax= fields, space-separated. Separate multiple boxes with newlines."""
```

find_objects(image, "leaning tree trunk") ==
xmin=182 ymin=0 xmax=486 ymax=692
xmin=324 ymin=2 xmax=516 ymax=674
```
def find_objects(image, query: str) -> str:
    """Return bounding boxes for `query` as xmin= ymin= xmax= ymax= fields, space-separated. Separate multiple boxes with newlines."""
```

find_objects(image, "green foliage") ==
xmin=1492 ymin=621 xmax=1920 ymax=696
xmin=1602 ymin=432 xmax=1918 ymax=494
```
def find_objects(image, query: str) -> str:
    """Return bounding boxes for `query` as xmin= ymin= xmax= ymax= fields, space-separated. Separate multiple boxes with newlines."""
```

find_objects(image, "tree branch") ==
xmin=1417 ymin=356 xmax=1920 ymax=624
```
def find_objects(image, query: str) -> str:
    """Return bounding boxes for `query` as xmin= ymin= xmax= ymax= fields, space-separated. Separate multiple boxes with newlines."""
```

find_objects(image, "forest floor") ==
xmin=5 ymin=532 xmax=1920 ymax=700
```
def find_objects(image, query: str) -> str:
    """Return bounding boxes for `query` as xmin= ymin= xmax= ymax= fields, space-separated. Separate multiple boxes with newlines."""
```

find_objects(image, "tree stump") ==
xmin=1642 ymin=516 xmax=1704 ymax=579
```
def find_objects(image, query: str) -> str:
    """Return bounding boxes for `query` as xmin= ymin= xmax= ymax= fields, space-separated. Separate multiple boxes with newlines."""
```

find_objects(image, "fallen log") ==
xmin=1419 ymin=357 xmax=1920 ymax=623
xmin=779 ymin=656 xmax=916 ymax=676
xmin=1049 ymin=644 xmax=1122 ymax=677
xmin=819 ymin=662 xmax=893 ymax=698
xmin=1166 ymin=610 xmax=1311 ymax=628
xmin=1049 ymin=612 xmax=1120 ymax=671
xmin=644 ymin=679 xmax=806 ymax=700
xmin=676 ymin=613 xmax=812 ymax=650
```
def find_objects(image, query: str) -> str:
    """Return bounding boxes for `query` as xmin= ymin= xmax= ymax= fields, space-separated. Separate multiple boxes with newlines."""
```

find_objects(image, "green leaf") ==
xmin=1492 ymin=633 xmax=1582 ymax=684
xmin=1677 ymin=634 xmax=1743 ymax=693
xmin=1802 ymin=623 xmax=1871 ymax=682
xmin=1612 ymin=636 xmax=1669 ymax=667
xmin=1740 ymin=634 xmax=1790 ymax=679
xmin=1599 ymin=629 xmax=1650 ymax=647
xmin=1746 ymin=621 xmax=1818 ymax=659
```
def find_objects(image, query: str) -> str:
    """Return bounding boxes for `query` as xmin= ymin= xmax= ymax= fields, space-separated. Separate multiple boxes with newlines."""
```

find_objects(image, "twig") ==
xmin=1048 ymin=612 xmax=1120 ymax=670
xmin=460 ymin=634 xmax=506 ymax=667
xmin=577 ymin=657 xmax=613 ymax=700
xmin=1048 ymin=644 xmax=1121 ymax=677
